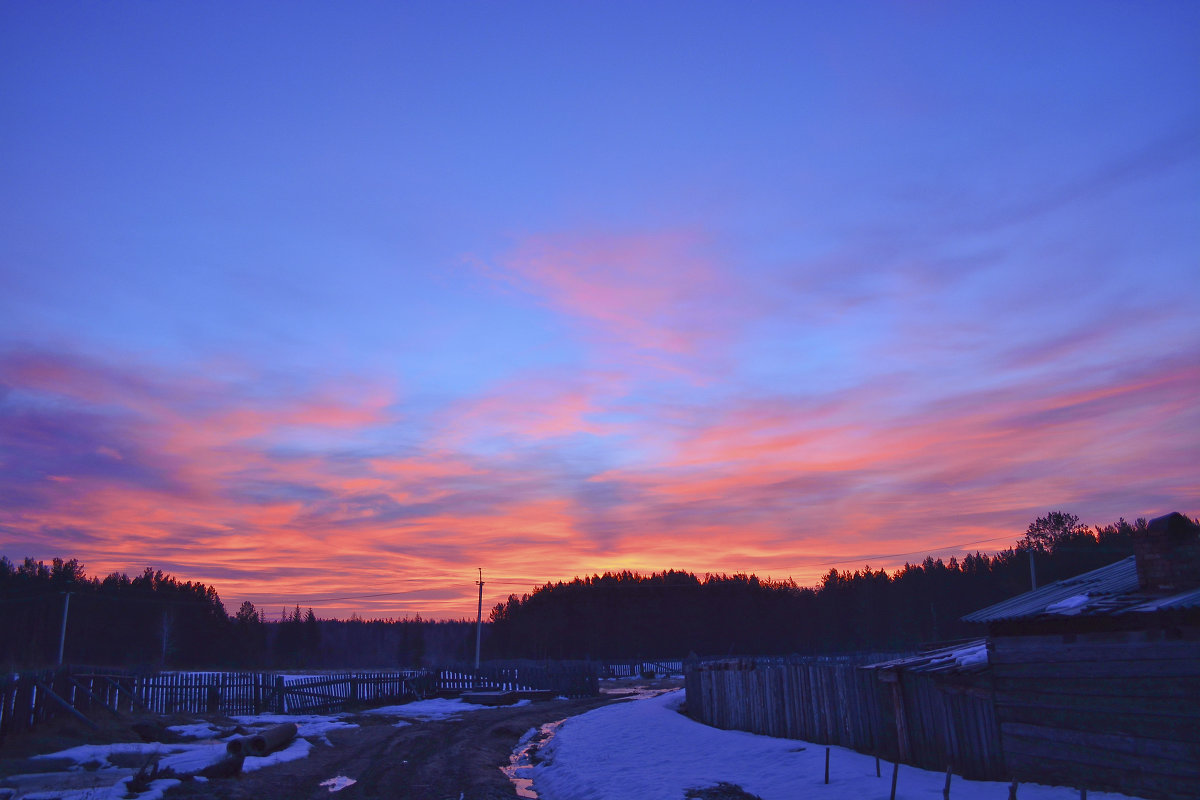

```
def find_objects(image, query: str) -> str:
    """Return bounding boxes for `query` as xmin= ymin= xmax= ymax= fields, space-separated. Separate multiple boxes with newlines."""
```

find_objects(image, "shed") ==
xmin=963 ymin=512 xmax=1200 ymax=800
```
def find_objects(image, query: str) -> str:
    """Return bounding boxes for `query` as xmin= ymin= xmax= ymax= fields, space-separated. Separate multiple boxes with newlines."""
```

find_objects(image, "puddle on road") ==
xmin=500 ymin=720 xmax=563 ymax=799
xmin=600 ymin=684 xmax=678 ymax=701
xmin=501 ymin=685 xmax=680 ymax=797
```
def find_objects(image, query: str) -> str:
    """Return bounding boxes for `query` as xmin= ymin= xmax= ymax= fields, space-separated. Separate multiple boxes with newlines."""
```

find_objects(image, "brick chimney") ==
xmin=1132 ymin=512 xmax=1200 ymax=593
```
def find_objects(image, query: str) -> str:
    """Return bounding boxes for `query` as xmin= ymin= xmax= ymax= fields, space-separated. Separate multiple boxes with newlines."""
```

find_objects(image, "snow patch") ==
xmin=1046 ymin=593 xmax=1091 ymax=614
xmin=361 ymin=697 xmax=492 ymax=720
xmin=242 ymin=737 xmax=313 ymax=772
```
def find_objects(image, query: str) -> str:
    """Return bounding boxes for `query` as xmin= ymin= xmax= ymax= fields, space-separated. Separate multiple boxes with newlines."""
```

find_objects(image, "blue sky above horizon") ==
xmin=2 ymin=1 xmax=1197 ymax=618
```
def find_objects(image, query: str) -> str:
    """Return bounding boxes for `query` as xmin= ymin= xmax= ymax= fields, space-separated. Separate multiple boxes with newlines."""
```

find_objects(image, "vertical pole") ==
xmin=474 ymin=568 xmax=484 ymax=673
xmin=943 ymin=766 xmax=952 ymax=800
xmin=890 ymin=761 xmax=899 ymax=800
xmin=57 ymin=593 xmax=71 ymax=666
xmin=824 ymin=747 xmax=830 ymax=784
xmin=1029 ymin=549 xmax=1037 ymax=590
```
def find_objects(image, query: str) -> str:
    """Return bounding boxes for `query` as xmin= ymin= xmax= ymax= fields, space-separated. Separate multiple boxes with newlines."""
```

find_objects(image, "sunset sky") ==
xmin=2 ymin=2 xmax=1197 ymax=619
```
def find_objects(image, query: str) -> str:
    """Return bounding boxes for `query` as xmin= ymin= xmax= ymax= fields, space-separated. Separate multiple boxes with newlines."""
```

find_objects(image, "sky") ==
xmin=1 ymin=1 xmax=1197 ymax=620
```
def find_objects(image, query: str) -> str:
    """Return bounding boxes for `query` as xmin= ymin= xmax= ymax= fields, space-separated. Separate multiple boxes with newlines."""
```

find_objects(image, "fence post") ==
xmin=274 ymin=675 xmax=285 ymax=714
xmin=350 ymin=675 xmax=358 ymax=703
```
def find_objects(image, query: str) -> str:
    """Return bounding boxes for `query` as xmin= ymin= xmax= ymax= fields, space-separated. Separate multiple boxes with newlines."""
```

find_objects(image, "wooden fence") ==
xmin=599 ymin=659 xmax=684 ymax=678
xmin=1 ymin=661 xmax=597 ymax=742
xmin=685 ymin=654 xmax=1006 ymax=781
xmin=443 ymin=660 xmax=599 ymax=698
xmin=0 ymin=667 xmax=431 ymax=741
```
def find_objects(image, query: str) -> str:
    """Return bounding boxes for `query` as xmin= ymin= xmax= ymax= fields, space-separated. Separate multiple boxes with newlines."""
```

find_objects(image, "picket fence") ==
xmin=1 ymin=661 xmax=599 ymax=741
xmin=598 ymin=659 xmax=684 ymax=678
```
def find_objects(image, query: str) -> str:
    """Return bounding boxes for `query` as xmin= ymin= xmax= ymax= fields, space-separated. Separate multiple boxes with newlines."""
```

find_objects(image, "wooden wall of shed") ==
xmin=991 ymin=631 xmax=1200 ymax=800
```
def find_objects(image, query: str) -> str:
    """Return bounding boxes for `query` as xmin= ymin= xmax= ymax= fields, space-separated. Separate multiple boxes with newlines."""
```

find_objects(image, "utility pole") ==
xmin=474 ymin=568 xmax=484 ymax=672
xmin=1029 ymin=549 xmax=1038 ymax=590
xmin=57 ymin=592 xmax=71 ymax=666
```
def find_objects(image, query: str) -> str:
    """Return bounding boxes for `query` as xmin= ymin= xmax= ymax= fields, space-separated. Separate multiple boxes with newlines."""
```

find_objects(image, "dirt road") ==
xmin=163 ymin=690 xmax=647 ymax=800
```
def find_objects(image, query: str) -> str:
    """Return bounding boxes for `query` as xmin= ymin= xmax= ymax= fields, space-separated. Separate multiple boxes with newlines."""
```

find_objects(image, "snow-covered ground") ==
xmin=529 ymin=690 xmax=1144 ymax=800
xmin=9 ymin=697 xmax=519 ymax=800
xmin=360 ymin=696 xmax=529 ymax=721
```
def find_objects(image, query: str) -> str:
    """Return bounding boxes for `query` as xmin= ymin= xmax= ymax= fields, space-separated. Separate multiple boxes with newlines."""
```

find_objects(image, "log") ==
xmin=248 ymin=722 xmax=298 ymax=756
xmin=226 ymin=735 xmax=256 ymax=758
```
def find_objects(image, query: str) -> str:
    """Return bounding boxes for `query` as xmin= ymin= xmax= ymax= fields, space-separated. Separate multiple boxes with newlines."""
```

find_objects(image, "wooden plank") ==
xmin=103 ymin=676 xmax=150 ymax=712
xmin=998 ymin=690 xmax=1196 ymax=718
xmin=993 ymin=674 xmax=1198 ymax=699
xmin=35 ymin=682 xmax=98 ymax=730
xmin=68 ymin=677 xmax=121 ymax=717
xmin=991 ymin=640 xmax=1200 ymax=664
xmin=1003 ymin=733 xmax=1200 ymax=780
xmin=992 ymin=659 xmax=1200 ymax=679
xmin=998 ymin=703 xmax=1200 ymax=742
xmin=1001 ymin=721 xmax=1200 ymax=765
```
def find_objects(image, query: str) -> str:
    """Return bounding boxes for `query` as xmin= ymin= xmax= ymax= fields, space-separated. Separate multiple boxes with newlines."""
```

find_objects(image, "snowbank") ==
xmin=531 ymin=690 xmax=1143 ymax=800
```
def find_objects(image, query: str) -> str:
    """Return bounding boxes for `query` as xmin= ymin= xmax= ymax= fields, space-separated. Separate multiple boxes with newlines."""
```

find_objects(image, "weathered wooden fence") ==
xmin=442 ymin=660 xmax=598 ymax=698
xmin=0 ymin=667 xmax=432 ymax=740
xmin=685 ymin=650 xmax=1007 ymax=781
xmin=685 ymin=658 xmax=887 ymax=753
xmin=599 ymin=659 xmax=684 ymax=678
xmin=1 ymin=661 xmax=597 ymax=741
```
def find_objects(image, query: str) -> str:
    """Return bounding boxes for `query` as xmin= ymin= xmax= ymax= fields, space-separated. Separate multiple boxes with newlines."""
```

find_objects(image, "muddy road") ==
xmin=164 ymin=686 xmax=667 ymax=800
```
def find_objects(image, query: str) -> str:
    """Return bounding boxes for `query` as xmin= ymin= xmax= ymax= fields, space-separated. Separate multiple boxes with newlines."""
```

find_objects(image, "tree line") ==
xmin=2 ymin=512 xmax=1169 ymax=669
xmin=0 ymin=558 xmax=477 ymax=670
xmin=487 ymin=513 xmax=1150 ymax=659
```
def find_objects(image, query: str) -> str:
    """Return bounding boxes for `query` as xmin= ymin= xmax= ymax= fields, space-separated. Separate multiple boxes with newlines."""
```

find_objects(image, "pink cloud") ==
xmin=483 ymin=232 xmax=758 ymax=371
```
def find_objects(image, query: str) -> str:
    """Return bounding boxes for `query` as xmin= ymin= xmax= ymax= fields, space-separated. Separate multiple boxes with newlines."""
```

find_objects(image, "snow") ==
xmin=230 ymin=712 xmax=357 ymax=742
xmin=361 ymin=697 xmax=494 ymax=720
xmin=950 ymin=641 xmax=988 ymax=669
xmin=242 ymin=737 xmax=313 ymax=772
xmin=530 ymin=690 xmax=1142 ymax=800
xmin=10 ymin=691 xmax=519 ymax=800
xmin=166 ymin=722 xmax=224 ymax=739
xmin=1046 ymin=593 xmax=1091 ymax=614
xmin=6 ymin=776 xmax=179 ymax=800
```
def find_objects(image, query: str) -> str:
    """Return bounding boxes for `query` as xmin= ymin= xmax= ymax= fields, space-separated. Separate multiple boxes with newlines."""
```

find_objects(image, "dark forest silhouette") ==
xmin=0 ymin=513 xmax=1153 ymax=669
xmin=487 ymin=513 xmax=1145 ymax=659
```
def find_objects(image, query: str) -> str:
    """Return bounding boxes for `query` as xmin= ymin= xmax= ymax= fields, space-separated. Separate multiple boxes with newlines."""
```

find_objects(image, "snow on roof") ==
xmin=962 ymin=556 xmax=1200 ymax=624
xmin=863 ymin=639 xmax=989 ymax=675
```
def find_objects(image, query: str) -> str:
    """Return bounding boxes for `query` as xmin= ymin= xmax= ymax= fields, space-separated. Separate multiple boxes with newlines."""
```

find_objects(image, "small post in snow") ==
xmin=1008 ymin=780 xmax=1019 ymax=800
xmin=943 ymin=766 xmax=952 ymax=799
xmin=889 ymin=761 xmax=899 ymax=800
xmin=824 ymin=747 xmax=829 ymax=784
xmin=875 ymin=754 xmax=881 ymax=778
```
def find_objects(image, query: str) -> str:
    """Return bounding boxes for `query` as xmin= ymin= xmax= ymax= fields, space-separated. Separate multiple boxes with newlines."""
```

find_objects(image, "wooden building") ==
xmin=962 ymin=512 xmax=1200 ymax=800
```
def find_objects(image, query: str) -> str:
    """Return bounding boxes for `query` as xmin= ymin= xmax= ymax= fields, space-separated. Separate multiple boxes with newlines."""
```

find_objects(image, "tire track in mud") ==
xmin=163 ymin=694 xmax=627 ymax=800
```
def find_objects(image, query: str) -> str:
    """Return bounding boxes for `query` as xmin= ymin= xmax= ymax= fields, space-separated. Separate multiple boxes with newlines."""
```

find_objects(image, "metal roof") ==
xmin=961 ymin=556 xmax=1175 ymax=624
xmin=863 ymin=638 xmax=990 ymax=675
